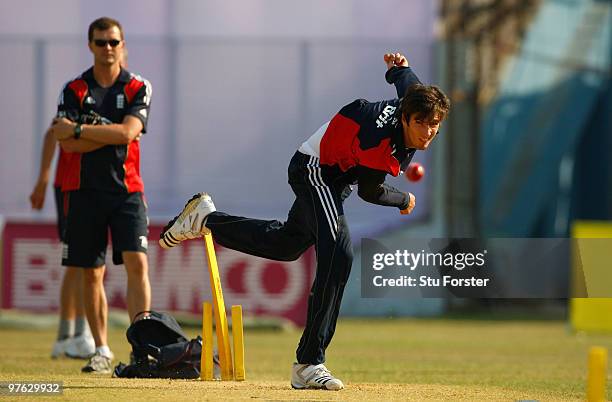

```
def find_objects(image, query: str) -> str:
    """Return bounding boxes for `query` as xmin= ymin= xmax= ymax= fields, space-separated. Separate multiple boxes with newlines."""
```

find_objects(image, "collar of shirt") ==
xmin=83 ymin=66 xmax=131 ymax=86
xmin=391 ymin=108 xmax=409 ymax=152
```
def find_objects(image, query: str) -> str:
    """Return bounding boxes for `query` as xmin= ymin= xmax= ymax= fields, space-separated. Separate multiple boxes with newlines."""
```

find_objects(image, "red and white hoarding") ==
xmin=1 ymin=221 xmax=314 ymax=326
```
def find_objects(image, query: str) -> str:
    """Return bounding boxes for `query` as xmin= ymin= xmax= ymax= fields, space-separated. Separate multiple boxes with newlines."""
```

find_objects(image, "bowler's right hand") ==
xmin=384 ymin=52 xmax=409 ymax=70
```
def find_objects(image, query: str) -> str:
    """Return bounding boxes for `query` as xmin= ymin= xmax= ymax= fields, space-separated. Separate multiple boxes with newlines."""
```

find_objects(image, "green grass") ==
xmin=1 ymin=317 xmax=611 ymax=401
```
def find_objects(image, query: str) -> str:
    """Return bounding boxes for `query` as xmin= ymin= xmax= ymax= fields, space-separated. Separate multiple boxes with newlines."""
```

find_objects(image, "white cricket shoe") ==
xmin=81 ymin=351 xmax=113 ymax=374
xmin=51 ymin=338 xmax=70 ymax=359
xmin=159 ymin=193 xmax=216 ymax=249
xmin=65 ymin=333 xmax=96 ymax=359
xmin=291 ymin=363 xmax=345 ymax=390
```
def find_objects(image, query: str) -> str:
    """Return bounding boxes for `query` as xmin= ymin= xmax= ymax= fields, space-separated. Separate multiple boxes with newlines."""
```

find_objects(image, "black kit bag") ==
xmin=113 ymin=311 xmax=219 ymax=379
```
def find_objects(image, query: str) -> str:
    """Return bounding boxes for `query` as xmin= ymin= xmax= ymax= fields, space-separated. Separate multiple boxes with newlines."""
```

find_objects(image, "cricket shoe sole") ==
xmin=159 ymin=193 xmax=216 ymax=249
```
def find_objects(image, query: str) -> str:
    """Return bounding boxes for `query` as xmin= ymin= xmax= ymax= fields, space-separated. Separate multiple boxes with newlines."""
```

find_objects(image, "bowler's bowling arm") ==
xmin=385 ymin=66 xmax=423 ymax=98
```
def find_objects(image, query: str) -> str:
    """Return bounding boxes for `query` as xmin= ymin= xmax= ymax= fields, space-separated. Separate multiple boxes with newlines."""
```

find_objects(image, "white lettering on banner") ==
xmin=13 ymin=240 xmax=63 ymax=310
xmin=218 ymin=248 xmax=305 ymax=312
xmin=3 ymin=223 xmax=313 ymax=325
xmin=149 ymin=242 xmax=210 ymax=312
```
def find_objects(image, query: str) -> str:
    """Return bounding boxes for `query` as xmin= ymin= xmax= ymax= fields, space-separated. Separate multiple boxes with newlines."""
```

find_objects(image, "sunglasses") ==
xmin=93 ymin=39 xmax=122 ymax=48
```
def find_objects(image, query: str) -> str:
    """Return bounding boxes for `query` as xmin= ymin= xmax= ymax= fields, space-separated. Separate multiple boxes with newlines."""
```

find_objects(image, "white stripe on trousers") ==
xmin=306 ymin=156 xmax=338 ymax=241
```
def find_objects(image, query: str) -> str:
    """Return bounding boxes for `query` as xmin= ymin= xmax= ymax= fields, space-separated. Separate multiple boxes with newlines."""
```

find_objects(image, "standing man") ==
xmin=30 ymin=50 xmax=128 ymax=360
xmin=158 ymin=52 xmax=450 ymax=390
xmin=51 ymin=17 xmax=152 ymax=374
xmin=30 ymin=125 xmax=95 ymax=359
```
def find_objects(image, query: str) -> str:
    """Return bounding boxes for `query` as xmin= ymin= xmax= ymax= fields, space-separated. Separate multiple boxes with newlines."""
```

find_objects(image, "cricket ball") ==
xmin=405 ymin=162 xmax=425 ymax=182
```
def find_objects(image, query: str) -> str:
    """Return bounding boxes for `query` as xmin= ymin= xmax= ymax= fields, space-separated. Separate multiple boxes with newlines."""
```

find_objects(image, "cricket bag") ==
xmin=113 ymin=310 xmax=219 ymax=379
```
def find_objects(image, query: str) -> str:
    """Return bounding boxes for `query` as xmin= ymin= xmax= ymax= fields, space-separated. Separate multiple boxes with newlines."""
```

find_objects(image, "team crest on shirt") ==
xmin=116 ymin=94 xmax=125 ymax=109
xmin=84 ymin=96 xmax=95 ymax=105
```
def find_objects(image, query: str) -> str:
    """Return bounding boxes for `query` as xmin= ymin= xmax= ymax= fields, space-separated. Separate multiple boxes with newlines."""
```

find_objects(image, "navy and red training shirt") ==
xmin=299 ymin=66 xmax=422 ymax=209
xmin=57 ymin=67 xmax=152 ymax=193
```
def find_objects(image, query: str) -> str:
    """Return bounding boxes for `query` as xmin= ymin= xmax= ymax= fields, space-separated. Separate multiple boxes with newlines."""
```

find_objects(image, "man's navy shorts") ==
xmin=62 ymin=189 xmax=148 ymax=268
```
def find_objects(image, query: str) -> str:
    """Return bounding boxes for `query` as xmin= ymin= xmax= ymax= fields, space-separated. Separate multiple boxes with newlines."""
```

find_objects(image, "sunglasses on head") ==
xmin=93 ymin=39 xmax=122 ymax=47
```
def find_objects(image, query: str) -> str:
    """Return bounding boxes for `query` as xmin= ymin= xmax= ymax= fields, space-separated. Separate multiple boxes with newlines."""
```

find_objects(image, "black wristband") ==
xmin=74 ymin=123 xmax=82 ymax=139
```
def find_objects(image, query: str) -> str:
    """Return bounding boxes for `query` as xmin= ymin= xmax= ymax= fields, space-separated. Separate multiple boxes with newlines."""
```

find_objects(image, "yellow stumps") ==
xmin=232 ymin=305 xmax=246 ymax=381
xmin=201 ymin=302 xmax=214 ymax=380
xmin=202 ymin=232 xmax=246 ymax=381
xmin=570 ymin=222 xmax=612 ymax=333
xmin=203 ymin=232 xmax=233 ymax=380
xmin=587 ymin=346 xmax=608 ymax=402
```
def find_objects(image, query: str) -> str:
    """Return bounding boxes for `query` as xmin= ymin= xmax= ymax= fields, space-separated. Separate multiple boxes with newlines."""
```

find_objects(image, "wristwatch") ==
xmin=74 ymin=123 xmax=82 ymax=139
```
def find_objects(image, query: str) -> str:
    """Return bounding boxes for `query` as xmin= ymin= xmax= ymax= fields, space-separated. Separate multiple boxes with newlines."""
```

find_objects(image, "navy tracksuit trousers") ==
xmin=205 ymin=151 xmax=353 ymax=364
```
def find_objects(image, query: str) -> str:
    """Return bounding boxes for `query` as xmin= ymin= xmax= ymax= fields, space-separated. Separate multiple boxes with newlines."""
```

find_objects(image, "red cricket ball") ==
xmin=405 ymin=162 xmax=425 ymax=182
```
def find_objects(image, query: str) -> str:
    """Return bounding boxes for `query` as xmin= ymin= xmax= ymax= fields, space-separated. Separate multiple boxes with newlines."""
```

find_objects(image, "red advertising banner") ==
xmin=1 ymin=221 xmax=314 ymax=326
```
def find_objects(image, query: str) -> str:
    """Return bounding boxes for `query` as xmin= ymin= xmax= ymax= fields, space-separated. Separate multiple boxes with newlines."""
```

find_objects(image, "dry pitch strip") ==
xmin=196 ymin=232 xmax=612 ymax=398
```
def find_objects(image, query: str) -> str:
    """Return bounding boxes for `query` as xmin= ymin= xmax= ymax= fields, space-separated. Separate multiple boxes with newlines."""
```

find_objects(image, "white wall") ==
xmin=0 ymin=0 xmax=444 ymax=317
xmin=0 ymin=0 xmax=437 ymax=239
